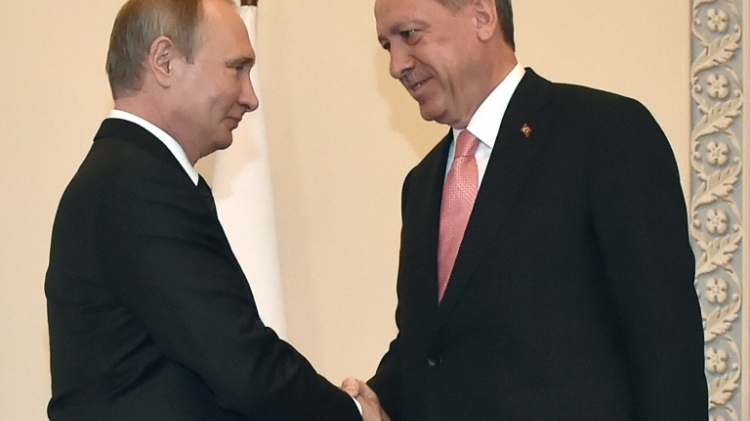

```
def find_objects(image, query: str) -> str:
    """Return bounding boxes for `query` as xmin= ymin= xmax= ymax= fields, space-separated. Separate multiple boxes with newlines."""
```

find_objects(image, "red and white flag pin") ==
xmin=520 ymin=123 xmax=532 ymax=138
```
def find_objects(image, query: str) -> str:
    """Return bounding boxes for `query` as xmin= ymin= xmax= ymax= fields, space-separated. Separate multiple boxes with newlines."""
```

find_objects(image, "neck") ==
xmin=488 ymin=47 xmax=518 ymax=93
xmin=114 ymin=96 xmax=200 ymax=166
xmin=451 ymin=51 xmax=518 ymax=130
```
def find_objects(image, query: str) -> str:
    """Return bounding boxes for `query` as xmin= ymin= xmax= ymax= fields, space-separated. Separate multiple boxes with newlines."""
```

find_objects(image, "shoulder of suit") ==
xmin=69 ymin=121 xmax=186 ymax=196
xmin=534 ymin=79 xmax=649 ymax=122
xmin=549 ymin=80 xmax=643 ymax=107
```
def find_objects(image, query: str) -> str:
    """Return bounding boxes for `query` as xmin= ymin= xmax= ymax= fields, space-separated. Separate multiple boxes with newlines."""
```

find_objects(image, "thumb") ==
xmin=340 ymin=377 xmax=361 ymax=397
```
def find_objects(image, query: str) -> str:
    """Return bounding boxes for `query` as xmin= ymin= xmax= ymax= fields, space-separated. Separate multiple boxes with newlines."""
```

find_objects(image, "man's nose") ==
xmin=389 ymin=45 xmax=414 ymax=81
xmin=240 ymin=75 xmax=260 ymax=113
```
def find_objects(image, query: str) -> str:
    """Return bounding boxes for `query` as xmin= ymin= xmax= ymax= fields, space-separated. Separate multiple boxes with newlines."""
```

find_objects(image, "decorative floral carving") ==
xmin=706 ymin=277 xmax=729 ymax=303
xmin=703 ymin=294 xmax=741 ymax=342
xmin=691 ymin=0 xmax=744 ymax=418
xmin=706 ymin=141 xmax=730 ymax=166
xmin=690 ymin=25 xmax=741 ymax=78
xmin=707 ymin=73 xmax=730 ymax=98
xmin=706 ymin=209 xmax=729 ymax=234
xmin=706 ymin=8 xmax=729 ymax=32
xmin=708 ymin=363 xmax=741 ymax=409
xmin=706 ymin=347 xmax=730 ymax=373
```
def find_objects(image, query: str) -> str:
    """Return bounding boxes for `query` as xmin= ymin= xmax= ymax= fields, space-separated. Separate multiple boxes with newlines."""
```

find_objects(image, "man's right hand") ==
xmin=341 ymin=378 xmax=391 ymax=421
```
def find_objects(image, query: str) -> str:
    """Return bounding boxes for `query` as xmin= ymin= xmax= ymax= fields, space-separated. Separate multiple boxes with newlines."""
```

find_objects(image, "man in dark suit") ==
xmin=342 ymin=0 xmax=708 ymax=420
xmin=45 ymin=0 xmax=373 ymax=420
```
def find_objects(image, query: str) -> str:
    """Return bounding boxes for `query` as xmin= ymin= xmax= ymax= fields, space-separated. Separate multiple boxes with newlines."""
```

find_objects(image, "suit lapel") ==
xmin=407 ymin=133 xmax=452 ymax=309
xmin=95 ymin=118 xmax=246 ymax=277
xmin=440 ymin=69 xmax=554 ymax=312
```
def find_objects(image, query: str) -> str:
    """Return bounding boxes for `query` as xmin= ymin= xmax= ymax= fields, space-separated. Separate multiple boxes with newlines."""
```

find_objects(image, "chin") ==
xmin=419 ymin=108 xmax=448 ymax=124
xmin=418 ymin=99 xmax=450 ymax=123
xmin=419 ymin=107 xmax=438 ymax=123
xmin=215 ymin=137 xmax=234 ymax=151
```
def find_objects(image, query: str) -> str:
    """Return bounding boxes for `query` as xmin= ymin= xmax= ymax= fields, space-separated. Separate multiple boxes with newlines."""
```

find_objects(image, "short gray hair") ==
xmin=438 ymin=0 xmax=514 ymax=50
xmin=105 ymin=0 xmax=207 ymax=98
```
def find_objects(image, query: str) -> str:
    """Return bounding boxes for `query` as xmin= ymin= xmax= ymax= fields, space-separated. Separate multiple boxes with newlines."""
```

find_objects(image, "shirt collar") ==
xmin=452 ymin=63 xmax=525 ymax=147
xmin=108 ymin=110 xmax=199 ymax=186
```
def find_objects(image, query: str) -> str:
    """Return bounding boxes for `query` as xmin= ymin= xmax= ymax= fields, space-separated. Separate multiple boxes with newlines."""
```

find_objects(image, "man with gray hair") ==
xmin=46 ymin=0 xmax=374 ymax=419
xmin=343 ymin=0 xmax=708 ymax=420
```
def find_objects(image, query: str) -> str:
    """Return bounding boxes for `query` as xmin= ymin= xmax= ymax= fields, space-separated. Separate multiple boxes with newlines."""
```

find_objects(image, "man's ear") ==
xmin=149 ymin=36 xmax=178 ymax=87
xmin=471 ymin=0 xmax=499 ymax=41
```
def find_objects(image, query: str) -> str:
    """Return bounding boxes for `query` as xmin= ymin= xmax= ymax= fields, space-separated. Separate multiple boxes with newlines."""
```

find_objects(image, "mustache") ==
xmin=399 ymin=70 xmax=429 ymax=89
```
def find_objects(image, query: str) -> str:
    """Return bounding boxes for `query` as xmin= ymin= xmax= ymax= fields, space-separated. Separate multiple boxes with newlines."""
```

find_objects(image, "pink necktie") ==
xmin=437 ymin=130 xmax=480 ymax=302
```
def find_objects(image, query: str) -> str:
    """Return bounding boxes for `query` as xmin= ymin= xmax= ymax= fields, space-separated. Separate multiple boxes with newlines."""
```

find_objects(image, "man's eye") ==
xmin=399 ymin=29 xmax=421 ymax=44
xmin=400 ymin=29 xmax=416 ymax=39
xmin=231 ymin=64 xmax=250 ymax=75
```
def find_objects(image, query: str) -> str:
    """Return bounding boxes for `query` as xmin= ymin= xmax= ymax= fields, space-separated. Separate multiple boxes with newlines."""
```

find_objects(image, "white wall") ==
xmin=0 ymin=1 xmax=691 ymax=419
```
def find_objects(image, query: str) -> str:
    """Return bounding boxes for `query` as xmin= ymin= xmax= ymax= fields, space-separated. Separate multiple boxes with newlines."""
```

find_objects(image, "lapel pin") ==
xmin=520 ymin=123 xmax=532 ymax=138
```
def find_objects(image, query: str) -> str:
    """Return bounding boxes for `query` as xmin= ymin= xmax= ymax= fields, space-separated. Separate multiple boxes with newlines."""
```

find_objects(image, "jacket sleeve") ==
xmin=587 ymin=97 xmax=708 ymax=421
xmin=368 ymin=335 xmax=403 ymax=421
xmin=97 ymin=167 xmax=360 ymax=421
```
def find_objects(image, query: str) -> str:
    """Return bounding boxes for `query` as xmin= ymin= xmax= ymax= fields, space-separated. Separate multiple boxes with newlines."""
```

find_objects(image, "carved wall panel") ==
xmin=691 ymin=1 xmax=747 ymax=420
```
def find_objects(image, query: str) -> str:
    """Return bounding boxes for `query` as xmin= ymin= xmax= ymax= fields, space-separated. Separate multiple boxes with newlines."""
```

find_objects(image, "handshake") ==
xmin=341 ymin=378 xmax=391 ymax=421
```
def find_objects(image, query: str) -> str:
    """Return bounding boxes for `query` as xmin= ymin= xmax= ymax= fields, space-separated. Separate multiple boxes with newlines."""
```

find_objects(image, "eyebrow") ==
xmin=226 ymin=56 xmax=255 ymax=68
xmin=391 ymin=19 xmax=428 ymax=34
xmin=378 ymin=19 xmax=429 ymax=42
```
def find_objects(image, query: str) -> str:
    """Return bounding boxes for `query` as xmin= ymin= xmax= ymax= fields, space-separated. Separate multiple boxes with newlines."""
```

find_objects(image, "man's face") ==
xmin=171 ymin=0 xmax=258 ymax=159
xmin=375 ymin=0 xmax=483 ymax=128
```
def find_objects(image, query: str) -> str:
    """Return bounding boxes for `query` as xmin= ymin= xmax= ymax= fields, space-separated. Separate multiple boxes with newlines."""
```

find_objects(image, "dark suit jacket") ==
xmin=46 ymin=119 xmax=360 ymax=421
xmin=368 ymin=70 xmax=708 ymax=421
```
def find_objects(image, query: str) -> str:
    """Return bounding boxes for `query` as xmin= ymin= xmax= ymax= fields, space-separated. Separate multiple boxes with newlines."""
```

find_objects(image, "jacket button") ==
xmin=427 ymin=357 xmax=441 ymax=368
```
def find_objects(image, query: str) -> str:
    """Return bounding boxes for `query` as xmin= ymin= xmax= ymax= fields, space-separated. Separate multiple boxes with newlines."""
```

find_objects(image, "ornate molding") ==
xmin=691 ymin=0 xmax=747 ymax=420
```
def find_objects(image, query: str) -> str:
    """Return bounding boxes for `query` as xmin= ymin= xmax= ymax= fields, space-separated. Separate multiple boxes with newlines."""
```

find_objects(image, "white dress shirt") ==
xmin=446 ymin=64 xmax=526 ymax=185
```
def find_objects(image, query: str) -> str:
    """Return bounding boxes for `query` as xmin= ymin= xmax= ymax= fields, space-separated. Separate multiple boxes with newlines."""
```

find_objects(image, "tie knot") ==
xmin=455 ymin=130 xmax=479 ymax=158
